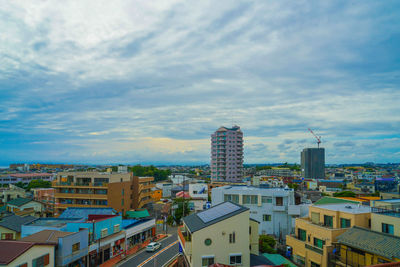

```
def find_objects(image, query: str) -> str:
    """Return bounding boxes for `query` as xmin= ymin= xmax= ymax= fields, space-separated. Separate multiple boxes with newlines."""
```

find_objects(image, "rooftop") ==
xmin=337 ymin=226 xmax=400 ymax=259
xmin=9 ymin=173 xmax=53 ymax=178
xmin=26 ymin=218 xmax=83 ymax=228
xmin=183 ymin=201 xmax=248 ymax=233
xmin=316 ymin=203 xmax=371 ymax=214
xmin=6 ymin=197 xmax=36 ymax=207
xmin=20 ymin=230 xmax=74 ymax=244
xmin=59 ymin=207 xmax=117 ymax=219
xmin=0 ymin=241 xmax=35 ymax=264
xmin=215 ymin=185 xmax=294 ymax=193
xmin=0 ymin=215 xmax=36 ymax=232
xmin=314 ymin=196 xmax=359 ymax=205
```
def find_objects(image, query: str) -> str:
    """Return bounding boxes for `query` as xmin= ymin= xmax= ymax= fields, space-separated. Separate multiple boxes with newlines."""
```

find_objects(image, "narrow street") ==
xmin=118 ymin=233 xmax=179 ymax=267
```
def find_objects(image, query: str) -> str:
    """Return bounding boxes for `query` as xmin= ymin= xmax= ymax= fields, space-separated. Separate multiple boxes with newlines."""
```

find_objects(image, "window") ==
xmin=311 ymin=262 xmax=320 ymax=267
xmin=382 ymin=223 xmax=394 ymax=235
xmin=17 ymin=264 xmax=27 ymax=267
xmin=340 ymin=218 xmax=351 ymax=228
xmin=1 ymin=233 xmax=13 ymax=240
xmin=114 ymin=224 xmax=120 ymax=232
xmin=204 ymin=238 xmax=212 ymax=246
xmin=249 ymin=226 xmax=251 ymax=234
xmin=263 ymin=214 xmax=271 ymax=221
xmin=32 ymin=254 xmax=49 ymax=267
xmin=276 ymin=197 xmax=283 ymax=206
xmin=311 ymin=212 xmax=320 ymax=224
xmin=224 ymin=194 xmax=239 ymax=203
xmin=298 ymin=228 xmax=306 ymax=241
xmin=262 ymin=196 xmax=272 ymax=203
xmin=122 ymin=189 xmax=124 ymax=195
xmin=202 ymin=256 xmax=214 ymax=267
xmin=313 ymin=238 xmax=325 ymax=249
xmin=101 ymin=228 xmax=108 ymax=238
xmin=121 ymin=198 xmax=124 ymax=206
xmin=324 ymin=215 xmax=333 ymax=227
xmin=72 ymin=242 xmax=80 ymax=253
xmin=229 ymin=232 xmax=236 ymax=243
xmin=230 ymin=254 xmax=242 ymax=265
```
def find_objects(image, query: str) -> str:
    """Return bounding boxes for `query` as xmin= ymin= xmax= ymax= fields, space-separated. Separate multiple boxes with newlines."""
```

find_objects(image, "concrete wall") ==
xmin=58 ymin=229 xmax=89 ymax=266
xmin=191 ymin=210 xmax=251 ymax=267
xmin=249 ymin=220 xmax=259 ymax=255
xmin=8 ymin=244 xmax=55 ymax=267
xmin=371 ymin=213 xmax=400 ymax=236
xmin=108 ymin=180 xmax=133 ymax=213
xmin=67 ymin=216 xmax=122 ymax=240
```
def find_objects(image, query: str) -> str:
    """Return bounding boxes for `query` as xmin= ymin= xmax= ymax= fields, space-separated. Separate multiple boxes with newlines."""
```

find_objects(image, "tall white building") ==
xmin=212 ymin=185 xmax=309 ymax=239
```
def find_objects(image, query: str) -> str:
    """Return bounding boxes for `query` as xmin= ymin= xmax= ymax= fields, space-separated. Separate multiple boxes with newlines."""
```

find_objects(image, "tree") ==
xmin=128 ymin=165 xmax=171 ymax=182
xmin=287 ymin=183 xmax=299 ymax=191
xmin=333 ymin=191 xmax=356 ymax=197
xmin=173 ymin=200 xmax=190 ymax=225
xmin=259 ymin=235 xmax=276 ymax=253
xmin=27 ymin=179 xmax=51 ymax=190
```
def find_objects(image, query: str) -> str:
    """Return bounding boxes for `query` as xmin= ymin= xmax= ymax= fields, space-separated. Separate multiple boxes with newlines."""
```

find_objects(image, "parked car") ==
xmin=146 ymin=242 xmax=162 ymax=252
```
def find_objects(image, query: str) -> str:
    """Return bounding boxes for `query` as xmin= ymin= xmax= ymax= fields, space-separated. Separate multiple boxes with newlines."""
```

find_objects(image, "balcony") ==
xmin=305 ymin=243 xmax=323 ymax=255
xmin=273 ymin=205 xmax=287 ymax=212
xmin=55 ymin=203 xmax=108 ymax=209
xmin=178 ymin=226 xmax=192 ymax=255
xmin=55 ymin=193 xmax=107 ymax=200
xmin=52 ymin=181 xmax=108 ymax=188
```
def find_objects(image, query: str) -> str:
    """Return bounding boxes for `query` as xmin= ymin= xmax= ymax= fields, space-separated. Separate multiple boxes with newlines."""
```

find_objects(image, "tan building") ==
xmin=178 ymin=201 xmax=259 ymax=267
xmin=286 ymin=203 xmax=371 ymax=267
xmin=0 ymin=240 xmax=55 ymax=266
xmin=53 ymin=172 xmax=154 ymax=216
xmin=371 ymin=200 xmax=400 ymax=237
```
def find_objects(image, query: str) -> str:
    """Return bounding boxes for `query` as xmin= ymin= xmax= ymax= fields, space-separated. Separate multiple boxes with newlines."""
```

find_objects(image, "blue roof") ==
xmin=26 ymin=218 xmax=84 ymax=227
xmin=59 ymin=207 xmax=117 ymax=219
xmin=122 ymin=218 xmax=153 ymax=229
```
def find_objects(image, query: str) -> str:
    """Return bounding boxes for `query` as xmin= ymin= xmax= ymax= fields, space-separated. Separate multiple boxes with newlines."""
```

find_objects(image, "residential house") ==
xmin=4 ymin=198 xmax=44 ymax=217
xmin=212 ymin=185 xmax=309 ymax=239
xmin=0 ymin=240 xmax=55 ymax=267
xmin=21 ymin=229 xmax=89 ymax=267
xmin=286 ymin=203 xmax=371 ymax=267
xmin=0 ymin=185 xmax=27 ymax=204
xmin=0 ymin=215 xmax=36 ymax=240
xmin=178 ymin=201 xmax=259 ymax=267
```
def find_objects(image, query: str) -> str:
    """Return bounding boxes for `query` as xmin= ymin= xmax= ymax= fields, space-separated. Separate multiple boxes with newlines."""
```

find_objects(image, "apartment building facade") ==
xmin=301 ymin=148 xmax=325 ymax=179
xmin=286 ymin=203 xmax=371 ymax=267
xmin=212 ymin=185 xmax=309 ymax=239
xmin=53 ymin=172 xmax=154 ymax=216
xmin=211 ymin=126 xmax=243 ymax=182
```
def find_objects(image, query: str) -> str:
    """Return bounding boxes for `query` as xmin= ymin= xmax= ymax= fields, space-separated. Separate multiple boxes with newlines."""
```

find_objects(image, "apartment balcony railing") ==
xmin=52 ymin=181 xmax=108 ymax=188
xmin=55 ymin=203 xmax=108 ymax=209
xmin=305 ymin=244 xmax=324 ymax=255
xmin=55 ymin=193 xmax=108 ymax=200
xmin=372 ymin=206 xmax=400 ymax=218
xmin=178 ymin=226 xmax=192 ymax=255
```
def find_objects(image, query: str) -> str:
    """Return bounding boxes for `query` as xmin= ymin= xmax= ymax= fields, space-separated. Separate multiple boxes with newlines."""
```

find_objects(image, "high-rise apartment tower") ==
xmin=301 ymin=148 xmax=325 ymax=179
xmin=211 ymin=125 xmax=243 ymax=182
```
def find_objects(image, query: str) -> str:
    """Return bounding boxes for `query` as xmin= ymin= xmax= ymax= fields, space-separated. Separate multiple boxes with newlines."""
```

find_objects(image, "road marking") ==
xmin=137 ymin=240 xmax=179 ymax=267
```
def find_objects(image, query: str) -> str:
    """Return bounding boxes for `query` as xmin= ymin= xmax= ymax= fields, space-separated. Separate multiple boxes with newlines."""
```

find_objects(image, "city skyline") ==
xmin=1 ymin=1 xmax=400 ymax=165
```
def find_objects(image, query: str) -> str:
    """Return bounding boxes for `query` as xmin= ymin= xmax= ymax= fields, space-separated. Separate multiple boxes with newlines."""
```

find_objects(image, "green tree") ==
xmin=287 ymin=183 xmax=299 ymax=191
xmin=259 ymin=235 xmax=276 ymax=253
xmin=27 ymin=179 xmax=51 ymax=190
xmin=333 ymin=191 xmax=356 ymax=197
xmin=173 ymin=200 xmax=190 ymax=225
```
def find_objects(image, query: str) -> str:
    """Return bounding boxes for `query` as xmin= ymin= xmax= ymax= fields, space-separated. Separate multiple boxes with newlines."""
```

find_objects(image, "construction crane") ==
xmin=308 ymin=128 xmax=322 ymax=148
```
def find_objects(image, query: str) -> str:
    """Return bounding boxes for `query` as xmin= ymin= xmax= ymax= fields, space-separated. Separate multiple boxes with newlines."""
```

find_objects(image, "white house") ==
xmin=212 ymin=185 xmax=309 ymax=239
xmin=189 ymin=183 xmax=208 ymax=200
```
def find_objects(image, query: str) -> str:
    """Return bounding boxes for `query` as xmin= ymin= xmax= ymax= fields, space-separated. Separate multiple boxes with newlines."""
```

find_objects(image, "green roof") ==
xmin=314 ymin=196 xmax=359 ymax=205
xmin=6 ymin=198 xmax=35 ymax=207
xmin=261 ymin=253 xmax=297 ymax=267
xmin=337 ymin=226 xmax=400 ymax=260
xmin=126 ymin=209 xmax=150 ymax=219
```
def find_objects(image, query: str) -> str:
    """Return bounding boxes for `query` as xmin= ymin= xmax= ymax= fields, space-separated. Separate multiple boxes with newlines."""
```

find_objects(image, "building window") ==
xmin=313 ymin=238 xmax=325 ymax=249
xmin=311 ymin=262 xmax=320 ymax=267
xmin=340 ymin=218 xmax=351 ymax=228
xmin=114 ymin=224 xmax=120 ymax=233
xmin=121 ymin=198 xmax=124 ymax=206
xmin=17 ymin=263 xmax=27 ymax=267
xmin=275 ymin=197 xmax=283 ymax=206
xmin=202 ymin=256 xmax=214 ymax=267
xmin=230 ymin=254 xmax=242 ymax=265
xmin=1 ymin=233 xmax=13 ymax=240
xmin=382 ymin=223 xmax=394 ymax=235
xmin=263 ymin=214 xmax=271 ymax=221
xmin=262 ymin=196 xmax=272 ymax=203
xmin=122 ymin=189 xmax=124 ymax=195
xmin=249 ymin=226 xmax=251 ymax=234
xmin=298 ymin=228 xmax=306 ymax=241
xmin=323 ymin=215 xmax=333 ymax=227
xmin=224 ymin=194 xmax=239 ymax=203
xmin=101 ymin=228 xmax=108 ymax=238
xmin=204 ymin=238 xmax=212 ymax=246
xmin=72 ymin=242 xmax=80 ymax=253
xmin=32 ymin=253 xmax=49 ymax=267
xmin=229 ymin=232 xmax=236 ymax=243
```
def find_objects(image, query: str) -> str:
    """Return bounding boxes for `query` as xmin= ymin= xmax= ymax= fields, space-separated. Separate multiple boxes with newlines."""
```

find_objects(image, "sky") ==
xmin=1 ymin=1 xmax=400 ymax=166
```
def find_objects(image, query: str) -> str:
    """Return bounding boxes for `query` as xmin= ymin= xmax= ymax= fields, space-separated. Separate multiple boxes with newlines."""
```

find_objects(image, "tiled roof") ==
xmin=0 ymin=241 xmax=34 ymax=264
xmin=337 ymin=226 xmax=400 ymax=259
xmin=313 ymin=196 xmax=359 ymax=205
xmin=59 ymin=207 xmax=116 ymax=219
xmin=21 ymin=230 xmax=74 ymax=244
xmin=0 ymin=215 xmax=36 ymax=232
xmin=6 ymin=198 xmax=35 ymax=207
xmin=183 ymin=201 xmax=248 ymax=233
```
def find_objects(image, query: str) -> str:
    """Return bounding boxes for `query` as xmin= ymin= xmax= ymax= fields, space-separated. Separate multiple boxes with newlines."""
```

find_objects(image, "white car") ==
xmin=146 ymin=242 xmax=162 ymax=252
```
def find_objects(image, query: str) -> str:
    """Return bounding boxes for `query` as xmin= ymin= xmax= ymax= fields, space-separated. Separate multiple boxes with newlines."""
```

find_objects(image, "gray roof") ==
xmin=0 ymin=215 xmax=37 ymax=232
xmin=183 ymin=201 xmax=248 ymax=233
xmin=337 ymin=226 xmax=400 ymax=259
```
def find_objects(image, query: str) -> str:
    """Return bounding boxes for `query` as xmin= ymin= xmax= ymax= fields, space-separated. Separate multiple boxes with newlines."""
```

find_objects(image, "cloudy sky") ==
xmin=1 ymin=1 xmax=399 ymax=165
